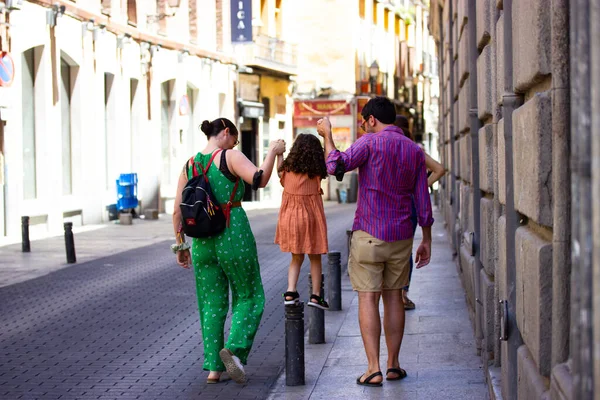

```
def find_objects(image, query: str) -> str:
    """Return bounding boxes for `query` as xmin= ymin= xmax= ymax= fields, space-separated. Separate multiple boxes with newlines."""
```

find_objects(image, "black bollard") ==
xmin=308 ymin=273 xmax=325 ymax=344
xmin=285 ymin=302 xmax=305 ymax=386
xmin=328 ymin=252 xmax=342 ymax=311
xmin=64 ymin=222 xmax=76 ymax=264
xmin=21 ymin=216 xmax=31 ymax=253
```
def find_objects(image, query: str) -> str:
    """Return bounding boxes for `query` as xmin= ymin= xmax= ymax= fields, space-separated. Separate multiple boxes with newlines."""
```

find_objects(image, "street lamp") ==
xmin=369 ymin=60 xmax=379 ymax=94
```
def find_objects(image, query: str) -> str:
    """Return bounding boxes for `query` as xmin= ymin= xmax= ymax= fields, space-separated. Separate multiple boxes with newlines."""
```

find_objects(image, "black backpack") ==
xmin=179 ymin=150 xmax=239 ymax=238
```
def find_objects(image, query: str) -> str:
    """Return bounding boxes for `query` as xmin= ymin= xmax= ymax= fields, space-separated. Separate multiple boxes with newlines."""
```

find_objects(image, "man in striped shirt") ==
xmin=317 ymin=96 xmax=434 ymax=387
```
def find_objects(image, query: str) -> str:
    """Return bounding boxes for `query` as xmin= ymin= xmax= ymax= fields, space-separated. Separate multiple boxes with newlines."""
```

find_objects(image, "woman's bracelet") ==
xmin=170 ymin=242 xmax=191 ymax=253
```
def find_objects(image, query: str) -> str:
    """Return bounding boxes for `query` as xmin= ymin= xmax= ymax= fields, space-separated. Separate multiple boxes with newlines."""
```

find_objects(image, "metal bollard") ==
xmin=328 ymin=252 xmax=342 ymax=311
xmin=285 ymin=302 xmax=305 ymax=386
xmin=22 ymin=216 xmax=31 ymax=253
xmin=64 ymin=222 xmax=76 ymax=264
xmin=308 ymin=273 xmax=325 ymax=344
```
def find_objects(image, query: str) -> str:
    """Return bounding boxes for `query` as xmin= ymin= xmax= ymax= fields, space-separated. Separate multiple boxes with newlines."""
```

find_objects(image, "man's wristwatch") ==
xmin=171 ymin=242 xmax=191 ymax=253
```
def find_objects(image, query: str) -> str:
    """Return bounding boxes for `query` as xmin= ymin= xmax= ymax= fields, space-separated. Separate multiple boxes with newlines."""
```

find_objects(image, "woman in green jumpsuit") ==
xmin=172 ymin=118 xmax=286 ymax=384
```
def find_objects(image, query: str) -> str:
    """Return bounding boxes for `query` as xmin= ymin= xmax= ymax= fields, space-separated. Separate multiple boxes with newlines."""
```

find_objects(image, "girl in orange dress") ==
xmin=275 ymin=133 xmax=329 ymax=310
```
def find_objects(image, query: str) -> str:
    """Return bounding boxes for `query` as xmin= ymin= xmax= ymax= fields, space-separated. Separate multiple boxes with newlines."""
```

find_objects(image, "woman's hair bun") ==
xmin=200 ymin=120 xmax=212 ymax=136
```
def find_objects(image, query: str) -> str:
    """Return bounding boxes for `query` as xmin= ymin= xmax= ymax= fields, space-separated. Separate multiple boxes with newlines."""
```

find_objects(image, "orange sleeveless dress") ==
xmin=274 ymin=171 xmax=329 ymax=255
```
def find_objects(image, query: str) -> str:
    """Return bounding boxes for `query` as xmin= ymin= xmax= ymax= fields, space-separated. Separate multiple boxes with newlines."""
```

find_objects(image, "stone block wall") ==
xmin=435 ymin=0 xmax=564 ymax=398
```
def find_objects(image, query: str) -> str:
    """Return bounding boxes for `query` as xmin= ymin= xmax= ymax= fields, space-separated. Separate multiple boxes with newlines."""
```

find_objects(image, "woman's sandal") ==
xmin=307 ymin=294 xmax=330 ymax=310
xmin=356 ymin=371 xmax=383 ymax=387
xmin=386 ymin=368 xmax=407 ymax=381
xmin=283 ymin=291 xmax=300 ymax=305
xmin=206 ymin=372 xmax=222 ymax=384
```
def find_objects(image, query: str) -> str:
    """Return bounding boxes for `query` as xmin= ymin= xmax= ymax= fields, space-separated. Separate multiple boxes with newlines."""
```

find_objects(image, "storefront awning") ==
xmin=238 ymin=100 xmax=265 ymax=118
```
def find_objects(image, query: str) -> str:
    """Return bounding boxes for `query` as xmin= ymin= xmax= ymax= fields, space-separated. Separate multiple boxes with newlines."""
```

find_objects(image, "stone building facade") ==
xmin=429 ymin=0 xmax=600 ymax=399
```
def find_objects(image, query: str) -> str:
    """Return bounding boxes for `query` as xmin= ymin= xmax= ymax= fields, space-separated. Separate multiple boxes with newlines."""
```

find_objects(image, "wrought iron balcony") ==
xmin=237 ymin=33 xmax=298 ymax=76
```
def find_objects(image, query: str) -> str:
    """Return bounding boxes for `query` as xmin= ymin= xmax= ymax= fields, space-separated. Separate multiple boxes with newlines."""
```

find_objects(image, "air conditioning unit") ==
xmin=5 ymin=0 xmax=23 ymax=11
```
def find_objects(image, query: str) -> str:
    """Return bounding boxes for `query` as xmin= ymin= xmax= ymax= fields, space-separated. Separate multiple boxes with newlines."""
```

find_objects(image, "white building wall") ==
xmin=0 ymin=1 xmax=236 ymax=242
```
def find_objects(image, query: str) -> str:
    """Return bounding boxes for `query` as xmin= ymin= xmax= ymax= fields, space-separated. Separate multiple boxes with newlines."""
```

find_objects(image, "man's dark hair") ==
xmin=361 ymin=96 xmax=396 ymax=124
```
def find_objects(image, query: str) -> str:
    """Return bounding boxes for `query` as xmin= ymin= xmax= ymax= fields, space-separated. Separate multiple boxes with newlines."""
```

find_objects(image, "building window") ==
xmin=127 ymin=0 xmax=137 ymax=25
xmin=384 ymin=9 xmax=390 ymax=31
xmin=104 ymin=73 xmax=115 ymax=189
xmin=372 ymin=0 xmax=377 ymax=25
xmin=60 ymin=59 xmax=73 ymax=195
xmin=189 ymin=0 xmax=197 ymax=43
xmin=161 ymin=80 xmax=174 ymax=185
xmin=22 ymin=48 xmax=38 ymax=200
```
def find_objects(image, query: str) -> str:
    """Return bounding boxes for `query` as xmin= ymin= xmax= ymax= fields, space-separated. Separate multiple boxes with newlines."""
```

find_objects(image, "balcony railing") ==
xmin=239 ymin=33 xmax=298 ymax=75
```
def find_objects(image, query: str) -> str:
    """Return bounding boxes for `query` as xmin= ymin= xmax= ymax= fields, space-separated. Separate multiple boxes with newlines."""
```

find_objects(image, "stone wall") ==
xmin=434 ymin=0 xmax=567 ymax=398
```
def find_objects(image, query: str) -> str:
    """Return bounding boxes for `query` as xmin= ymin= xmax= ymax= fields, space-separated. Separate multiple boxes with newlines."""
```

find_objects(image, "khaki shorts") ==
xmin=348 ymin=230 xmax=413 ymax=292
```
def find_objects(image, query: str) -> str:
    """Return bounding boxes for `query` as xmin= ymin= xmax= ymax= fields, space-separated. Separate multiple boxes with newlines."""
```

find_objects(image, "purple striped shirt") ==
xmin=327 ymin=125 xmax=434 ymax=242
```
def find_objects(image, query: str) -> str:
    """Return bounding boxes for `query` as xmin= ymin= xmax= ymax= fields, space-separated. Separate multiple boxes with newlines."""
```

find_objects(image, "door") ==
xmin=241 ymin=118 xmax=258 ymax=202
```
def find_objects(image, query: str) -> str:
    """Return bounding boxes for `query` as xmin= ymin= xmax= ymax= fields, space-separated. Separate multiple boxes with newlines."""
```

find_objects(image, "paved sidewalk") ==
xmin=267 ymin=206 xmax=489 ymax=400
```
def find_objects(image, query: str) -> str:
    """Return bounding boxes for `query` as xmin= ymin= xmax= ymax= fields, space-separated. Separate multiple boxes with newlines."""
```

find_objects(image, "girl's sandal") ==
xmin=283 ymin=291 xmax=300 ymax=305
xmin=307 ymin=294 xmax=330 ymax=310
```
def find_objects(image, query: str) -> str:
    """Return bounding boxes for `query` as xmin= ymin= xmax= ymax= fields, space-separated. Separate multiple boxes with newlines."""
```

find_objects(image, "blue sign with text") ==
xmin=231 ymin=0 xmax=252 ymax=43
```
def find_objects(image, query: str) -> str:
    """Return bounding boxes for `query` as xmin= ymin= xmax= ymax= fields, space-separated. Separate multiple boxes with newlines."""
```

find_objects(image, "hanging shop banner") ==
xmin=231 ymin=0 xmax=253 ymax=43
xmin=293 ymin=99 xmax=352 ymax=127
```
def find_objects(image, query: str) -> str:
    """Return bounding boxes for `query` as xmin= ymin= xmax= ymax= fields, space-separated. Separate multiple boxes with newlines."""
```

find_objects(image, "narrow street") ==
xmin=0 ymin=204 xmax=355 ymax=399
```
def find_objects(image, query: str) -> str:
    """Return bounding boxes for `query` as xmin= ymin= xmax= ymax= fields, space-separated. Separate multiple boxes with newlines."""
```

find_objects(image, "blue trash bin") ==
xmin=116 ymin=173 xmax=139 ymax=211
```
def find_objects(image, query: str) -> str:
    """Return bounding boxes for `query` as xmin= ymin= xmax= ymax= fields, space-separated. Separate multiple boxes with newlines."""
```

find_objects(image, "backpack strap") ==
xmin=222 ymin=179 xmax=239 ymax=228
xmin=199 ymin=149 xmax=223 ymax=182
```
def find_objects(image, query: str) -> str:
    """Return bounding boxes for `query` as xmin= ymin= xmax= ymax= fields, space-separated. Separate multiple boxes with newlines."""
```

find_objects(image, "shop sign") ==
xmin=293 ymin=100 xmax=351 ymax=118
xmin=231 ymin=0 xmax=252 ymax=43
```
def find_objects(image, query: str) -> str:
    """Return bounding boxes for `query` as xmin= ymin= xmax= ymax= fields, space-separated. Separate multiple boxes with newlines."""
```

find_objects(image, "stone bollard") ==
xmin=21 ymin=216 xmax=31 ymax=253
xmin=144 ymin=209 xmax=159 ymax=220
xmin=119 ymin=213 xmax=133 ymax=225
xmin=328 ymin=252 xmax=342 ymax=311
xmin=64 ymin=222 xmax=76 ymax=264
xmin=285 ymin=302 xmax=305 ymax=386
xmin=308 ymin=273 xmax=325 ymax=344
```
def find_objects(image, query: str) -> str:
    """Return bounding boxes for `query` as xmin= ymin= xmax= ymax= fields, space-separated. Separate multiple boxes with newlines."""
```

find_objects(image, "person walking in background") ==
xmin=171 ymin=118 xmax=286 ymax=384
xmin=394 ymin=115 xmax=445 ymax=310
xmin=275 ymin=133 xmax=330 ymax=310
xmin=317 ymin=97 xmax=434 ymax=387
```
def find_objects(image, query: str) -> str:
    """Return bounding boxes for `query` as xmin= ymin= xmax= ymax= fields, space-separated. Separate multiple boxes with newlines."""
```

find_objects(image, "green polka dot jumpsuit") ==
xmin=188 ymin=151 xmax=265 ymax=372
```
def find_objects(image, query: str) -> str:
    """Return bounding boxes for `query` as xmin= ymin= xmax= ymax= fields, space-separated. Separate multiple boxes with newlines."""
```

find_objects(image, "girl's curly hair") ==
xmin=279 ymin=133 xmax=327 ymax=179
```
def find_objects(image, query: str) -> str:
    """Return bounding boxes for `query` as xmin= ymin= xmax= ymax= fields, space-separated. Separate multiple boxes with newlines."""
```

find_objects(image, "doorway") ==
xmin=241 ymin=118 xmax=258 ymax=201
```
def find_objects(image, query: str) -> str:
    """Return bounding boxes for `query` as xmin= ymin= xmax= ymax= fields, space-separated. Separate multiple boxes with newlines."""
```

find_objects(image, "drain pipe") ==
xmin=501 ymin=0 xmax=524 ymax=398
xmin=467 ymin=0 xmax=484 ymax=356
xmin=570 ymin=0 xmax=593 ymax=398
xmin=448 ymin=0 xmax=458 ymax=255
xmin=550 ymin=0 xmax=571 ymax=369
